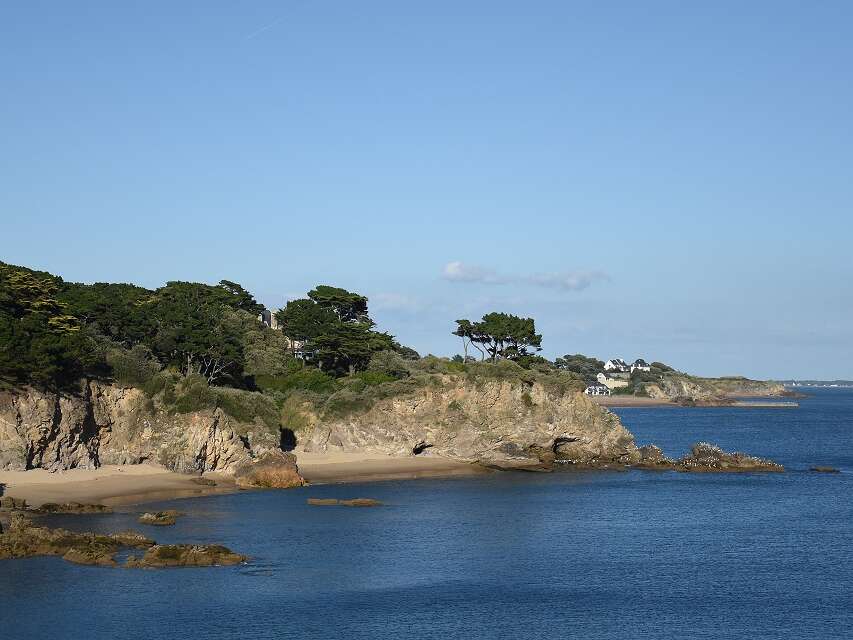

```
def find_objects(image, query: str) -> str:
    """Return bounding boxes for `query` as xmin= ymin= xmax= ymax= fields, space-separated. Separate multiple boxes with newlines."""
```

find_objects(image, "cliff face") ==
xmin=644 ymin=375 xmax=786 ymax=402
xmin=0 ymin=381 xmax=276 ymax=474
xmin=300 ymin=377 xmax=640 ymax=469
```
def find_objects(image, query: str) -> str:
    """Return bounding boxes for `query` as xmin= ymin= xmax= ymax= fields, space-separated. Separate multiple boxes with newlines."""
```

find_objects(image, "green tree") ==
xmin=307 ymin=285 xmax=369 ymax=323
xmin=453 ymin=313 xmax=542 ymax=363
xmin=149 ymin=282 xmax=252 ymax=383
xmin=554 ymin=354 xmax=605 ymax=383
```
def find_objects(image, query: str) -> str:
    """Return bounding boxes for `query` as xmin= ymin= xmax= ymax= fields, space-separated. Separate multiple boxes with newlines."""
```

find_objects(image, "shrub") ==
xmin=353 ymin=370 xmax=396 ymax=386
xmin=106 ymin=345 xmax=160 ymax=387
xmin=173 ymin=375 xmax=216 ymax=413
xmin=214 ymin=388 xmax=279 ymax=430
xmin=367 ymin=350 xmax=410 ymax=379
xmin=255 ymin=368 xmax=338 ymax=395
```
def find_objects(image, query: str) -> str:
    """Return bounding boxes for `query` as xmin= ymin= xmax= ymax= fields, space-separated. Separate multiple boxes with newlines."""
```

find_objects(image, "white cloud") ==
xmin=441 ymin=261 xmax=507 ymax=284
xmin=441 ymin=261 xmax=609 ymax=292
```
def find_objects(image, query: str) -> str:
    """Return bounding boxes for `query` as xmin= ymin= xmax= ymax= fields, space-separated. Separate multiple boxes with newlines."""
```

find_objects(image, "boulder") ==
xmin=676 ymin=443 xmax=784 ymax=472
xmin=234 ymin=450 xmax=305 ymax=489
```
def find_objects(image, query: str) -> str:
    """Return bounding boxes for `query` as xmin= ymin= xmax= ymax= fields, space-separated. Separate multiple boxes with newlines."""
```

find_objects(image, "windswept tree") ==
xmin=453 ymin=313 xmax=542 ymax=362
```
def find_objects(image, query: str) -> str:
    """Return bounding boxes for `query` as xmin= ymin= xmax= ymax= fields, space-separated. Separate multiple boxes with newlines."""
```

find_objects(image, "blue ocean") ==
xmin=1 ymin=388 xmax=851 ymax=640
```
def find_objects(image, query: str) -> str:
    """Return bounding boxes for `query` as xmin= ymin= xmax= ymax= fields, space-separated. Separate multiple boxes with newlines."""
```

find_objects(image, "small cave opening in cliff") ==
xmin=279 ymin=428 xmax=297 ymax=452
xmin=412 ymin=441 xmax=433 ymax=455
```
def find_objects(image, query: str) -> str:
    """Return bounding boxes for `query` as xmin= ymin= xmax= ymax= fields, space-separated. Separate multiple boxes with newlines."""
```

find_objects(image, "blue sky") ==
xmin=2 ymin=1 xmax=851 ymax=379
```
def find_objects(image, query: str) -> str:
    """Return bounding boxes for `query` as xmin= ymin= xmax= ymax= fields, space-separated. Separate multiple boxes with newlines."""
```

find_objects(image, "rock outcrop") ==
xmin=307 ymin=498 xmax=382 ymax=507
xmin=644 ymin=375 xmax=786 ymax=403
xmin=0 ymin=381 xmax=303 ymax=485
xmin=124 ymin=544 xmax=246 ymax=568
xmin=635 ymin=442 xmax=784 ymax=473
xmin=300 ymin=377 xmax=640 ymax=470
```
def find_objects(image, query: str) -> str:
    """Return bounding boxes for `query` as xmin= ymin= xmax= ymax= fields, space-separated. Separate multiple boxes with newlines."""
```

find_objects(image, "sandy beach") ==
xmin=295 ymin=450 xmax=486 ymax=484
xmin=0 ymin=464 xmax=236 ymax=508
xmin=0 ymin=453 xmax=484 ymax=508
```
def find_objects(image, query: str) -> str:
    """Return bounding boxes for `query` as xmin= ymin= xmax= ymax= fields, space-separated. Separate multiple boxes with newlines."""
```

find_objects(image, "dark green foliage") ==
xmin=58 ymin=282 xmax=154 ymax=347
xmin=255 ymin=369 xmax=339 ymax=395
xmin=275 ymin=286 xmax=396 ymax=376
xmin=0 ymin=262 xmax=89 ymax=387
xmin=554 ymin=354 xmax=606 ymax=383
xmin=353 ymin=371 xmax=396 ymax=386
xmin=453 ymin=313 xmax=542 ymax=362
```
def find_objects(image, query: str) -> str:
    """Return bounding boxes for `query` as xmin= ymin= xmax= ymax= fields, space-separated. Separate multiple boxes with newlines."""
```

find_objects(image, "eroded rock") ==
xmin=36 ymin=502 xmax=112 ymax=514
xmin=234 ymin=450 xmax=305 ymax=489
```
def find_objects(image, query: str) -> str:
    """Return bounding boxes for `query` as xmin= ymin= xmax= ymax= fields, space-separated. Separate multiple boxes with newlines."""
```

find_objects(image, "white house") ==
xmin=597 ymin=372 xmax=630 ymax=390
xmin=631 ymin=359 xmax=651 ymax=373
xmin=604 ymin=358 xmax=630 ymax=373
xmin=584 ymin=383 xmax=611 ymax=396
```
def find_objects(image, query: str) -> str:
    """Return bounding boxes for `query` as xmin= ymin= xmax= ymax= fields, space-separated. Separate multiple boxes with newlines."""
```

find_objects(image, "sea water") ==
xmin=1 ymin=388 xmax=851 ymax=639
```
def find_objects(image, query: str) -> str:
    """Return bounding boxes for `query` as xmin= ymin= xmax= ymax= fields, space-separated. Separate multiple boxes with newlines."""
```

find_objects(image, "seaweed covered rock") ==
xmin=234 ymin=450 xmax=305 ymax=489
xmin=0 ymin=513 xmax=153 ymax=565
xmin=36 ymin=502 xmax=112 ymax=514
xmin=125 ymin=544 xmax=245 ymax=568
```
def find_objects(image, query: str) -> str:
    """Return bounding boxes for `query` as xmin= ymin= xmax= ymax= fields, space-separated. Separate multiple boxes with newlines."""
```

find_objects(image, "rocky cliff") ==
xmin=644 ymin=374 xmax=786 ymax=403
xmin=299 ymin=376 xmax=640 ymax=469
xmin=0 ymin=381 xmax=282 ymax=476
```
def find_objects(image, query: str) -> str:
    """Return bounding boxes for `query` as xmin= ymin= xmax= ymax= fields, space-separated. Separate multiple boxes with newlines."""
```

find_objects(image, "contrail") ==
xmin=245 ymin=17 xmax=282 ymax=40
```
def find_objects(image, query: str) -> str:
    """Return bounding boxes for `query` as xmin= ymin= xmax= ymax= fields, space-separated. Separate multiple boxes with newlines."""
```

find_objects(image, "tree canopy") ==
xmin=453 ymin=313 xmax=542 ymax=363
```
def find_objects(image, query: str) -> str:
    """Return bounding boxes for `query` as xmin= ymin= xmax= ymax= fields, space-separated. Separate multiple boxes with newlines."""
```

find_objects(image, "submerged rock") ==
xmin=810 ymin=466 xmax=840 ymax=473
xmin=307 ymin=498 xmax=383 ymax=507
xmin=234 ymin=450 xmax=305 ymax=489
xmin=124 ymin=544 xmax=245 ymax=568
xmin=190 ymin=477 xmax=217 ymax=486
xmin=138 ymin=510 xmax=181 ymax=526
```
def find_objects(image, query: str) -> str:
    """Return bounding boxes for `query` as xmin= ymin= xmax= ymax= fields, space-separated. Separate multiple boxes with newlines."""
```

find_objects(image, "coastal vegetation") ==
xmin=1 ymin=260 xmax=782 ymax=439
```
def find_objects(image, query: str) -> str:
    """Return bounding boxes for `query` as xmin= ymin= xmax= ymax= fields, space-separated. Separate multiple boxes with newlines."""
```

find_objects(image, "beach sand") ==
xmin=295 ymin=450 xmax=486 ymax=484
xmin=0 ymin=453 xmax=485 ymax=507
xmin=0 ymin=465 xmax=235 ymax=508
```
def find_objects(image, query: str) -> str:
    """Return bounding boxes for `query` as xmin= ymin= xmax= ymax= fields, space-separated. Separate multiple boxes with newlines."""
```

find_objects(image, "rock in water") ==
xmin=234 ymin=450 xmax=305 ymax=489
xmin=810 ymin=466 xmax=840 ymax=473
xmin=124 ymin=544 xmax=245 ymax=568
xmin=633 ymin=442 xmax=784 ymax=473
xmin=307 ymin=498 xmax=382 ymax=507
xmin=138 ymin=510 xmax=182 ymax=526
